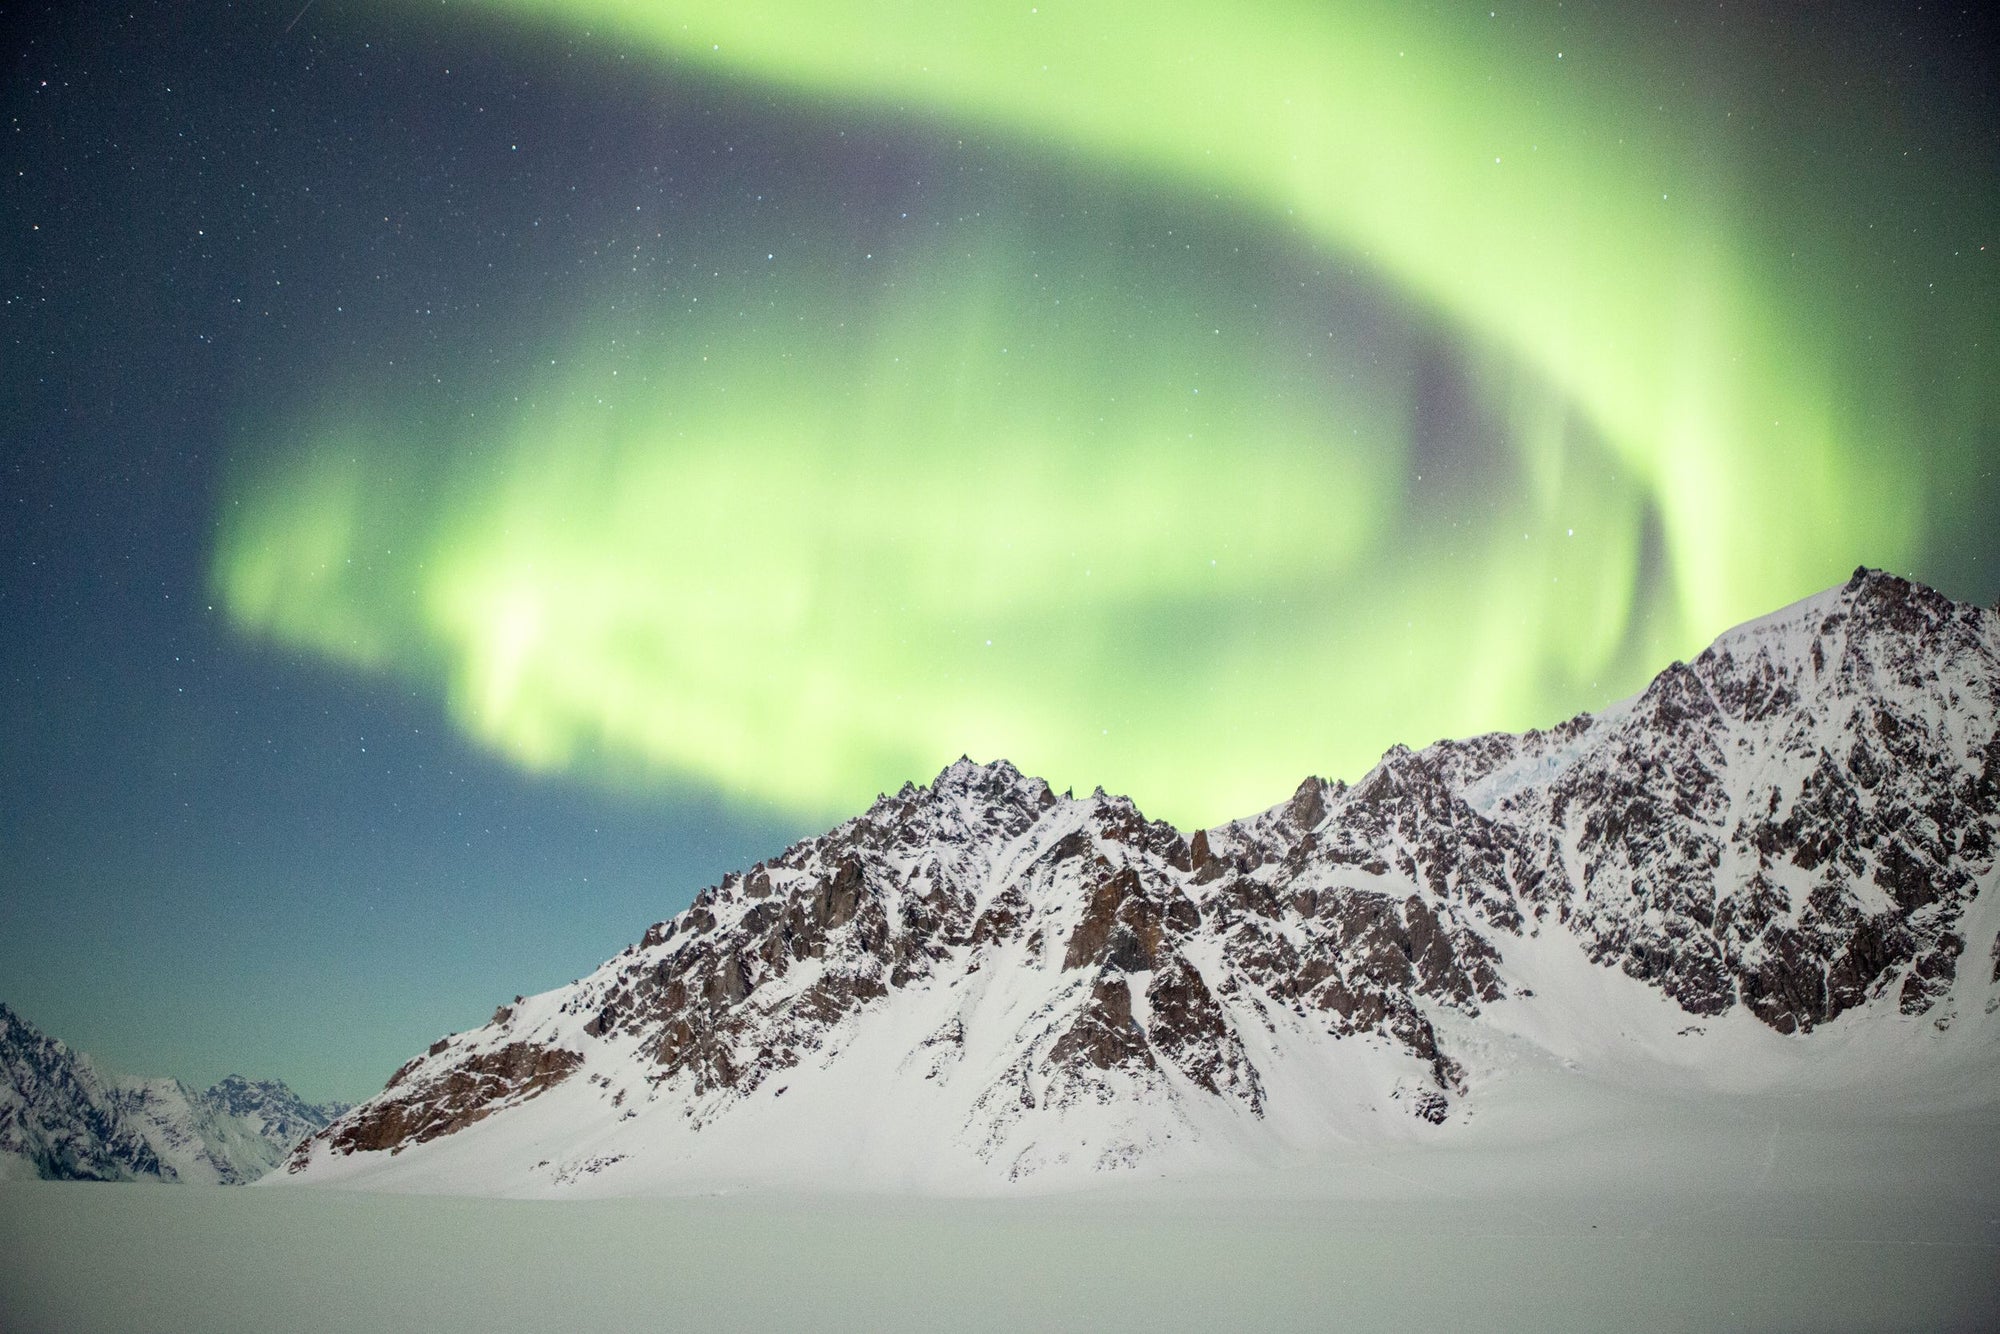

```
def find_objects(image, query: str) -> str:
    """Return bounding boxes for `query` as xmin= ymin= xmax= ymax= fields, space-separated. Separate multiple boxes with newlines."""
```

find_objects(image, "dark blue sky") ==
xmin=1 ymin=4 xmax=827 ymax=1100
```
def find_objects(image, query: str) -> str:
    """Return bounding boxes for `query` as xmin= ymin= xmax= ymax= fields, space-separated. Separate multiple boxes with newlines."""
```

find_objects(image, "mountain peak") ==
xmin=907 ymin=754 xmax=1059 ymax=826
xmin=927 ymin=754 xmax=1037 ymax=796
xmin=937 ymin=753 xmax=1004 ymax=781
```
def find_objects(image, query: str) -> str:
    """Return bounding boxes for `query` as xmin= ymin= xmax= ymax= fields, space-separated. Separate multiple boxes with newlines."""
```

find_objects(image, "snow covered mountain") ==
xmin=0 ymin=1003 xmax=347 ymax=1183
xmin=283 ymin=568 xmax=2000 ymax=1194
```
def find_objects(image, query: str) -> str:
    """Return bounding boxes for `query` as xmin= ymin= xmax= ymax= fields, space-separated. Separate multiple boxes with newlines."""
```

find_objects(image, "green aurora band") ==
xmin=216 ymin=0 xmax=1991 ymax=826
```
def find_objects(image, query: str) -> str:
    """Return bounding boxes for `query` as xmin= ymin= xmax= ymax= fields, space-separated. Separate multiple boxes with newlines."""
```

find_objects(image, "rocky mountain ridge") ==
xmin=284 ymin=568 xmax=2000 ymax=1191
xmin=0 ymin=1002 xmax=347 ymax=1184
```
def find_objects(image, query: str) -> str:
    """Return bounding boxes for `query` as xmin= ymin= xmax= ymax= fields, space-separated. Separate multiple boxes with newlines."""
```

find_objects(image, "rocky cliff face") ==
xmin=286 ymin=568 xmax=2000 ymax=1189
xmin=0 ymin=1003 xmax=347 ymax=1183
xmin=1213 ymin=568 xmax=1999 ymax=1041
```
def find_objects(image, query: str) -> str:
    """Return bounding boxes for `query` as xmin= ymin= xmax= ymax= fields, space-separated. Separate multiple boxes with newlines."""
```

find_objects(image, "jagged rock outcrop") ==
xmin=0 ymin=1002 xmax=347 ymax=1183
xmin=322 ymin=1042 xmax=583 ymax=1155
xmin=287 ymin=568 xmax=2000 ymax=1188
xmin=1431 ymin=567 xmax=1998 ymax=1033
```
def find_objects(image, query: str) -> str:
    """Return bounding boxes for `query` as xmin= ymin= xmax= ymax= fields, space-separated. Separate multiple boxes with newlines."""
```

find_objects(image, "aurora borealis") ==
xmin=2 ymin=0 xmax=1994 ymax=1098
xmin=217 ymin=204 xmax=1654 ymax=825
xmin=214 ymin=0 xmax=1994 ymax=827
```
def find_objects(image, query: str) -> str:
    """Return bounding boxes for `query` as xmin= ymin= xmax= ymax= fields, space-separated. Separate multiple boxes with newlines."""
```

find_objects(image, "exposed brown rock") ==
xmin=1145 ymin=960 xmax=1263 ymax=1111
xmin=1286 ymin=777 xmax=1328 ymax=831
xmin=1062 ymin=866 xmax=1198 ymax=972
xmin=1049 ymin=976 xmax=1153 ymax=1074
xmin=303 ymin=1042 xmax=583 ymax=1166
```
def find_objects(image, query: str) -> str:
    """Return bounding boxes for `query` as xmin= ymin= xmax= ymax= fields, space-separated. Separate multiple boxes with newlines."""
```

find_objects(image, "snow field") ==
xmin=5 ymin=1079 xmax=1997 ymax=1334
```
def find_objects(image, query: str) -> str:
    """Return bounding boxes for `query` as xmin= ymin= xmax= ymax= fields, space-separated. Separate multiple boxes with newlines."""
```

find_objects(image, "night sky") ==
xmin=4 ymin=0 xmax=1995 ymax=1104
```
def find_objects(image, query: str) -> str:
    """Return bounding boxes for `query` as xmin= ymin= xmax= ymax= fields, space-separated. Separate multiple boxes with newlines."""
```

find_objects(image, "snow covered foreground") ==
xmin=4 ymin=1067 xmax=1996 ymax=1333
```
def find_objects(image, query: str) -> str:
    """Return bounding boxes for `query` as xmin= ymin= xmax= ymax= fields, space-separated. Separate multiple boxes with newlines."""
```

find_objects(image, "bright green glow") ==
xmin=218 ymin=2 xmax=1980 ymax=826
xmin=440 ymin=0 xmax=1934 ymax=631
xmin=220 ymin=228 xmax=1656 ymax=824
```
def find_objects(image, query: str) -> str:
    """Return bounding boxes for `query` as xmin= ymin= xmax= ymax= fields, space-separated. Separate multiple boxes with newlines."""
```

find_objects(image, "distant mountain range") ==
xmin=271 ymin=568 xmax=1996 ymax=1192
xmin=0 ymin=1003 xmax=346 ymax=1184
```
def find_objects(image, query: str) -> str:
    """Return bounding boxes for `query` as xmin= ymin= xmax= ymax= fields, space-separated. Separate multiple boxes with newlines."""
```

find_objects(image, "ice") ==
xmin=4 ymin=1072 xmax=1997 ymax=1333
